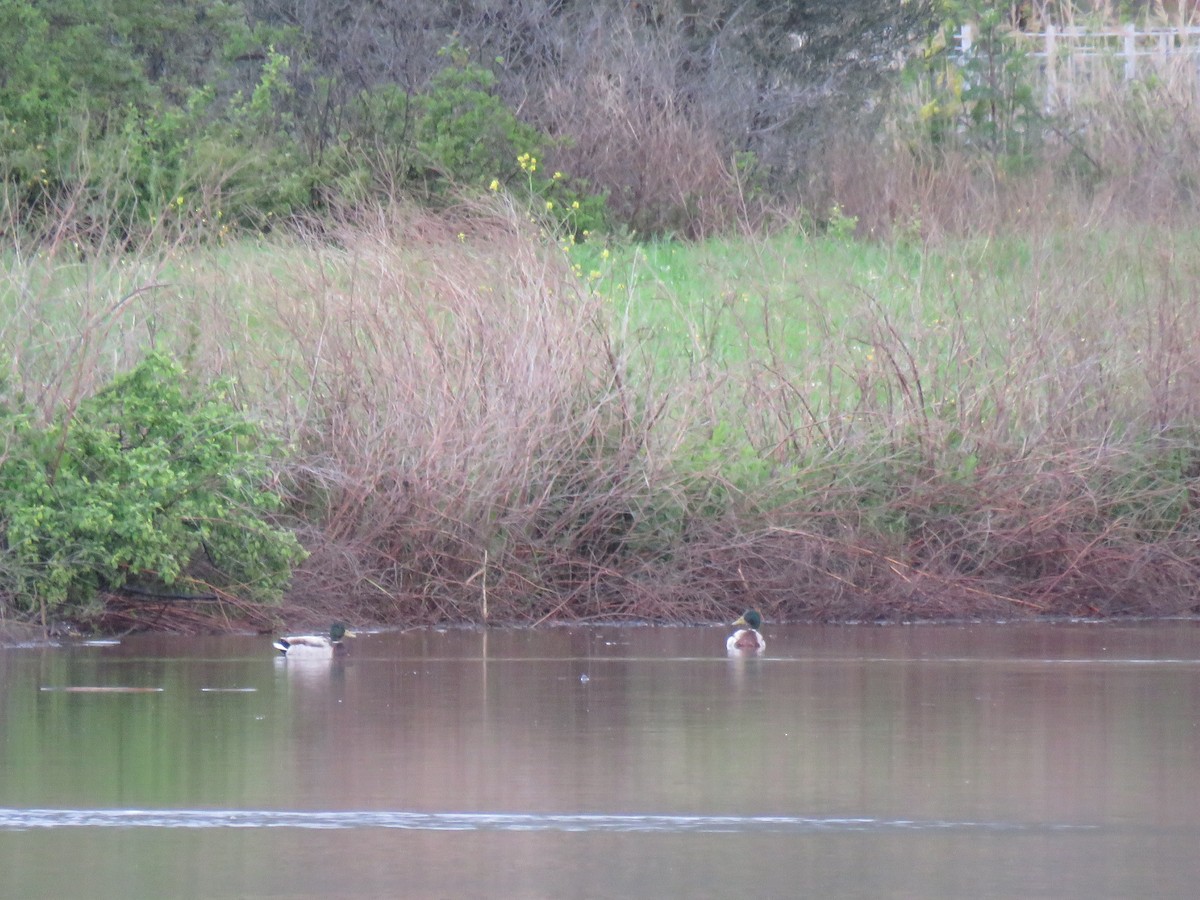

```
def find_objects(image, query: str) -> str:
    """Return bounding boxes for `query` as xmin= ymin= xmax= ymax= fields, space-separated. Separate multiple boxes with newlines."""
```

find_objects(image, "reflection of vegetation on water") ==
xmin=2 ymin=625 xmax=1200 ymax=899
xmin=0 ymin=650 xmax=285 ymax=809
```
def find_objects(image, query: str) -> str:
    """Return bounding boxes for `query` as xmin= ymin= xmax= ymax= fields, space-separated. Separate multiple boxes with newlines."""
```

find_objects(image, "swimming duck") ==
xmin=273 ymin=623 xmax=355 ymax=659
xmin=726 ymin=610 xmax=766 ymax=653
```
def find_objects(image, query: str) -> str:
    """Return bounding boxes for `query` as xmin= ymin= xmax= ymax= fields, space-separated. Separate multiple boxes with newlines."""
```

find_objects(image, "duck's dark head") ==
xmin=732 ymin=610 xmax=763 ymax=630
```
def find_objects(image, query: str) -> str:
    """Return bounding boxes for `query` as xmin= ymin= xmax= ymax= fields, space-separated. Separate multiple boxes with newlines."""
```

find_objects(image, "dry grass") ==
xmin=254 ymin=198 xmax=1200 ymax=625
xmin=259 ymin=201 xmax=673 ymax=622
xmin=534 ymin=15 xmax=758 ymax=239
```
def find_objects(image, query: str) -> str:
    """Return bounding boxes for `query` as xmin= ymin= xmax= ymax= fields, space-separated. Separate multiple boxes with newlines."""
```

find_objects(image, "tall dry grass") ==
xmin=255 ymin=198 xmax=1200 ymax=624
xmin=256 ymin=201 xmax=694 ymax=623
xmin=736 ymin=231 xmax=1200 ymax=619
xmin=0 ymin=183 xmax=191 ymax=423
xmin=533 ymin=14 xmax=761 ymax=239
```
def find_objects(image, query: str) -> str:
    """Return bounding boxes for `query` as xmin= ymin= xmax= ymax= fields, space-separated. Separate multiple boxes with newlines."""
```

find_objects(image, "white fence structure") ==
xmin=958 ymin=23 xmax=1200 ymax=105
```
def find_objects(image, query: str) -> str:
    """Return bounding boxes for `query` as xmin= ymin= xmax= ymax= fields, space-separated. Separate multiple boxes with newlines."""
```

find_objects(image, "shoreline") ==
xmin=4 ymin=608 xmax=1198 ymax=642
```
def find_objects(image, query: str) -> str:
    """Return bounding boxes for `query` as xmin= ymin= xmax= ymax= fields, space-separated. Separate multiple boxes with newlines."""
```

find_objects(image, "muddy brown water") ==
xmin=2 ymin=621 xmax=1199 ymax=898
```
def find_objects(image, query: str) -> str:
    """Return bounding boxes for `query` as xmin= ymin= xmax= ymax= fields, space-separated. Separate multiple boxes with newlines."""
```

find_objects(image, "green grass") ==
xmin=578 ymin=223 xmax=1200 ymax=435
xmin=579 ymin=232 xmax=921 ymax=371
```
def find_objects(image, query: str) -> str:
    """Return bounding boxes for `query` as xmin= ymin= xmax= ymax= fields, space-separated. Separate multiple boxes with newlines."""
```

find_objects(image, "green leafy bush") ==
xmin=411 ymin=44 xmax=608 ymax=234
xmin=411 ymin=44 xmax=547 ymax=192
xmin=0 ymin=353 xmax=306 ymax=617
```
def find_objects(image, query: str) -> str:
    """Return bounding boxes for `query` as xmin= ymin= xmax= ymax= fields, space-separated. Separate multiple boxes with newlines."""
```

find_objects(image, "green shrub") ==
xmin=0 ymin=353 xmax=306 ymax=618
xmin=411 ymin=44 xmax=547 ymax=192
xmin=411 ymin=44 xmax=608 ymax=234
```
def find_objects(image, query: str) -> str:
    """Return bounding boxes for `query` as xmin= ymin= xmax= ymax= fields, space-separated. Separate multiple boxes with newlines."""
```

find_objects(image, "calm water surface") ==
xmin=2 ymin=621 xmax=1199 ymax=898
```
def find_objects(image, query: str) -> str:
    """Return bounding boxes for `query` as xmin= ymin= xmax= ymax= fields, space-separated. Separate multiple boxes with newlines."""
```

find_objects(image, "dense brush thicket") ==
xmin=0 ymin=0 xmax=935 ymax=238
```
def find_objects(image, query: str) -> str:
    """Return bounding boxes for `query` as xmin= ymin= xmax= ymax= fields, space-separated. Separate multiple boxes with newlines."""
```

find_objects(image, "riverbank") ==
xmin=6 ymin=205 xmax=1200 ymax=633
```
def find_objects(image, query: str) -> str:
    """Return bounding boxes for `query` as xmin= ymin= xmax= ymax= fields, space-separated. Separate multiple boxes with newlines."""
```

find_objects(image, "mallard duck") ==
xmin=273 ymin=623 xmax=355 ymax=659
xmin=726 ymin=610 xmax=766 ymax=653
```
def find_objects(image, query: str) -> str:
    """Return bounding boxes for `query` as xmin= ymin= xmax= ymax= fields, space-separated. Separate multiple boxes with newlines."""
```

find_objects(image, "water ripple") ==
xmin=0 ymin=808 xmax=1096 ymax=834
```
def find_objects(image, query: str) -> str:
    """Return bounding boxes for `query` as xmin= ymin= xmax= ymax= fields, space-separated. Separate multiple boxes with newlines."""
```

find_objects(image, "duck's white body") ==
xmin=273 ymin=624 xmax=353 ymax=659
xmin=273 ymin=635 xmax=339 ymax=658
xmin=726 ymin=628 xmax=766 ymax=653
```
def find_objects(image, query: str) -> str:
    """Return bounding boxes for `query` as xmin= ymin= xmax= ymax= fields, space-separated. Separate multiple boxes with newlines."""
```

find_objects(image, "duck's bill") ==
xmin=731 ymin=616 xmax=747 ymax=627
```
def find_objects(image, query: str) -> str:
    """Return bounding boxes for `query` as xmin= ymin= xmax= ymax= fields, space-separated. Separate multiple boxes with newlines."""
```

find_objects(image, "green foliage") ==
xmin=1 ymin=0 xmax=928 ymax=239
xmin=0 ymin=353 xmax=306 ymax=615
xmin=825 ymin=204 xmax=860 ymax=240
xmin=0 ymin=2 xmax=316 ymax=235
xmin=957 ymin=6 xmax=1042 ymax=165
xmin=0 ymin=0 xmax=147 ymax=139
xmin=508 ymin=151 xmax=609 ymax=240
xmin=410 ymin=44 xmax=607 ymax=233
xmin=192 ymin=49 xmax=315 ymax=227
xmin=676 ymin=420 xmax=777 ymax=517
xmin=336 ymin=83 xmax=417 ymax=198
xmin=411 ymin=45 xmax=546 ymax=192
xmin=914 ymin=2 xmax=1045 ymax=169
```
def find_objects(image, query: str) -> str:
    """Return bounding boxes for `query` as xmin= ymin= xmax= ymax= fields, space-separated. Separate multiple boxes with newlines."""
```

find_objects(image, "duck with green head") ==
xmin=726 ymin=610 xmax=766 ymax=653
xmin=273 ymin=623 xmax=355 ymax=659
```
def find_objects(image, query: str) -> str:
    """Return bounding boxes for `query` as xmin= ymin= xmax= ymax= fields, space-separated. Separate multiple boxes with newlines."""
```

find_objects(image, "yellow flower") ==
xmin=489 ymin=178 xmax=500 ymax=191
xmin=553 ymin=171 xmax=563 ymax=180
xmin=545 ymin=200 xmax=554 ymax=211
xmin=458 ymin=232 xmax=466 ymax=242
xmin=600 ymin=249 xmax=610 ymax=260
xmin=571 ymin=200 xmax=580 ymax=209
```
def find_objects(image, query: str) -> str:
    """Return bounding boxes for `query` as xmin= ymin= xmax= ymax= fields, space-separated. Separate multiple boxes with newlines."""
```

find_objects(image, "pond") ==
xmin=2 ymin=621 xmax=1199 ymax=898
